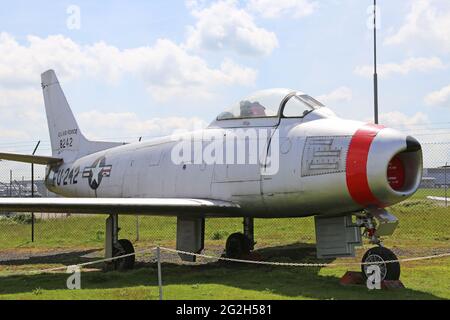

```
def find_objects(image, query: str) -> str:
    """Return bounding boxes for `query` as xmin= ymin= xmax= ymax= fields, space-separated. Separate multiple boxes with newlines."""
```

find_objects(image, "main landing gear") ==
xmin=105 ymin=214 xmax=135 ymax=270
xmin=224 ymin=217 xmax=255 ymax=259
xmin=357 ymin=212 xmax=401 ymax=281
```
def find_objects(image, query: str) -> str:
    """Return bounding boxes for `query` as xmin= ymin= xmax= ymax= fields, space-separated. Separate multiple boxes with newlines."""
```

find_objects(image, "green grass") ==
xmin=0 ymin=188 xmax=449 ymax=300
xmin=0 ymin=215 xmax=318 ymax=250
xmin=0 ymin=257 xmax=449 ymax=300
xmin=0 ymin=188 xmax=448 ymax=250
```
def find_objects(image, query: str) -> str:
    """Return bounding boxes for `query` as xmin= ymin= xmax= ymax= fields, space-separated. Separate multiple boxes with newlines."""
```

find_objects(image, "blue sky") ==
xmin=0 ymin=0 xmax=449 ymax=166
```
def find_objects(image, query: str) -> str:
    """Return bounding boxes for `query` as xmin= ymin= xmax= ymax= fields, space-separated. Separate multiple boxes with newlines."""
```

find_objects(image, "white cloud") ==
xmin=425 ymin=84 xmax=450 ymax=106
xmin=384 ymin=0 xmax=450 ymax=53
xmin=0 ymin=32 xmax=257 ymax=147
xmin=377 ymin=111 xmax=429 ymax=129
xmin=0 ymin=128 xmax=32 ymax=141
xmin=317 ymin=86 xmax=352 ymax=105
xmin=0 ymin=87 xmax=41 ymax=109
xmin=121 ymin=39 xmax=257 ymax=102
xmin=0 ymin=33 xmax=89 ymax=87
xmin=0 ymin=32 xmax=257 ymax=103
xmin=375 ymin=111 xmax=450 ymax=150
xmin=354 ymin=57 xmax=446 ymax=78
xmin=0 ymin=87 xmax=45 ymax=136
xmin=78 ymin=111 xmax=207 ymax=140
xmin=184 ymin=0 xmax=278 ymax=56
xmin=247 ymin=0 xmax=318 ymax=19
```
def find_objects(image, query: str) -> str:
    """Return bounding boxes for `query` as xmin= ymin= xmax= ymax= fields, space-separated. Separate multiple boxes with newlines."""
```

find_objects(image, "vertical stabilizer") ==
xmin=41 ymin=70 xmax=124 ymax=162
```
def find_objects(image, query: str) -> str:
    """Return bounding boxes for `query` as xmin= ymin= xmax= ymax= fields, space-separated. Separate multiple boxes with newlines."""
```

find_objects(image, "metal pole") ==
xmin=31 ymin=141 xmax=40 ymax=243
xmin=136 ymin=136 xmax=142 ymax=240
xmin=156 ymin=246 xmax=163 ymax=300
xmin=136 ymin=216 xmax=140 ymax=241
xmin=373 ymin=0 xmax=379 ymax=124
xmin=9 ymin=170 xmax=12 ymax=197
xmin=445 ymin=162 xmax=448 ymax=207
xmin=31 ymin=163 xmax=34 ymax=242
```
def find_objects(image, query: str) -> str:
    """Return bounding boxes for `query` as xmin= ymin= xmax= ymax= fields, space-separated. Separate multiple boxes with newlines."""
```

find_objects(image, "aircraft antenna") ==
xmin=373 ymin=0 xmax=379 ymax=124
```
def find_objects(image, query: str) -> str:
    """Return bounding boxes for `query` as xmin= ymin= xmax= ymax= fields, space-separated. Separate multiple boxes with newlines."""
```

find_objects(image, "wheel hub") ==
xmin=364 ymin=253 xmax=387 ymax=280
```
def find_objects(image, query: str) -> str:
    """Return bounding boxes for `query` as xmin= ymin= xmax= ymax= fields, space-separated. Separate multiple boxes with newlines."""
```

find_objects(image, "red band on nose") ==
xmin=346 ymin=123 xmax=385 ymax=207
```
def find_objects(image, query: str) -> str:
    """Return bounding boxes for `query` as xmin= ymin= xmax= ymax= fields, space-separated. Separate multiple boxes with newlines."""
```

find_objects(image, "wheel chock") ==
xmin=339 ymin=271 xmax=365 ymax=286
xmin=340 ymin=271 xmax=405 ymax=289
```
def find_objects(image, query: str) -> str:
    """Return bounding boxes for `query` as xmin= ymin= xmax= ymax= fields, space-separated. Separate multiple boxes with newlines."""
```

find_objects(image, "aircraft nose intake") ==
xmin=365 ymin=129 xmax=423 ymax=207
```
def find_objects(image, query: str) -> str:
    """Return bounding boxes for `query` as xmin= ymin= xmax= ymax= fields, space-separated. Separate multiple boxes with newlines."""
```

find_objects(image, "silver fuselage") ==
xmin=45 ymin=108 xmax=422 ymax=218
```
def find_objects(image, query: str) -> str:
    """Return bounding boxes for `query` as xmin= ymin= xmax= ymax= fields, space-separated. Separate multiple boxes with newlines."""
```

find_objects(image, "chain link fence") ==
xmin=0 ymin=142 xmax=449 ymax=261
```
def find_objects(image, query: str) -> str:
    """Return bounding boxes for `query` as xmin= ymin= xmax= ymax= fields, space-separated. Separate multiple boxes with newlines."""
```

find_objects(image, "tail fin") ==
xmin=41 ymin=70 xmax=125 ymax=162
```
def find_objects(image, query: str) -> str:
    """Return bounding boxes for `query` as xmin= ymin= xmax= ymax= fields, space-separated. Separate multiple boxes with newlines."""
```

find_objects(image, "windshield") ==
xmin=282 ymin=94 xmax=324 ymax=118
xmin=217 ymin=89 xmax=291 ymax=120
xmin=297 ymin=94 xmax=324 ymax=108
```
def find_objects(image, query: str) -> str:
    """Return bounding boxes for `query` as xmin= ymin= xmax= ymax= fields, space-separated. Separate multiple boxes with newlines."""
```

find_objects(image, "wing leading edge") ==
xmin=0 ymin=198 xmax=241 ymax=217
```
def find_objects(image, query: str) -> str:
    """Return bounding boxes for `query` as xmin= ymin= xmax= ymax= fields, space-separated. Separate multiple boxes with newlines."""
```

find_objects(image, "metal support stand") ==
xmin=243 ymin=217 xmax=255 ymax=250
xmin=105 ymin=213 xmax=119 ymax=260
xmin=176 ymin=217 xmax=205 ymax=262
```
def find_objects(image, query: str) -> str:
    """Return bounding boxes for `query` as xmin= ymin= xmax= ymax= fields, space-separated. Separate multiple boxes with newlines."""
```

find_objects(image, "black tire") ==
xmin=113 ymin=239 xmax=135 ymax=271
xmin=225 ymin=232 xmax=251 ymax=259
xmin=361 ymin=246 xmax=400 ymax=281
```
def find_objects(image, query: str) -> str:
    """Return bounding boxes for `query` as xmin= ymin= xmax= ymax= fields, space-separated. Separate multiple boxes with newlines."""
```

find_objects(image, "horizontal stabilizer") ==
xmin=0 ymin=198 xmax=241 ymax=217
xmin=0 ymin=152 xmax=63 ymax=166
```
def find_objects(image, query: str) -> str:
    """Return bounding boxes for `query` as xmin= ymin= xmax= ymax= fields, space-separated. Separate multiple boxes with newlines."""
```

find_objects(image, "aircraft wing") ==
xmin=0 ymin=197 xmax=241 ymax=217
xmin=0 ymin=152 xmax=63 ymax=166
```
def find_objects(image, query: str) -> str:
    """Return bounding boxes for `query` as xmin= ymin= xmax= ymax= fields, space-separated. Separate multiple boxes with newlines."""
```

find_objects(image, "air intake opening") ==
xmin=387 ymin=146 xmax=422 ymax=194
xmin=387 ymin=155 xmax=405 ymax=191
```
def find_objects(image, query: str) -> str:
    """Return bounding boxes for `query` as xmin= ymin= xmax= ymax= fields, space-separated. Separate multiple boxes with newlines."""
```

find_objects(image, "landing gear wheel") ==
xmin=113 ymin=239 xmax=135 ymax=270
xmin=361 ymin=246 xmax=400 ymax=281
xmin=225 ymin=232 xmax=252 ymax=259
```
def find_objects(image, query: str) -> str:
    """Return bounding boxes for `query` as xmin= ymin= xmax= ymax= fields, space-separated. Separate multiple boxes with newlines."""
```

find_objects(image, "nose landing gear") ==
xmin=361 ymin=246 xmax=400 ymax=281
xmin=357 ymin=210 xmax=401 ymax=281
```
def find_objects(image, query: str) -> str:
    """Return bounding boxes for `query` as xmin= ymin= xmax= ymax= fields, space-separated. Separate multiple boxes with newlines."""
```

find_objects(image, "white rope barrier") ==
xmin=159 ymin=247 xmax=450 ymax=267
xmin=1 ymin=246 xmax=449 ymax=277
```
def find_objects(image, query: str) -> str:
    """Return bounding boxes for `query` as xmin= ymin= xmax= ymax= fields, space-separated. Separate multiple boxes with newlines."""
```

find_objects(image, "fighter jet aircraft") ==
xmin=0 ymin=70 xmax=423 ymax=280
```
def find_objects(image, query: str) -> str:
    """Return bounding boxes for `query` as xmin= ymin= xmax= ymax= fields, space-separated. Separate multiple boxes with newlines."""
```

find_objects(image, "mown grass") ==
xmin=0 ymin=188 xmax=449 ymax=300
xmin=0 ymin=256 xmax=449 ymax=300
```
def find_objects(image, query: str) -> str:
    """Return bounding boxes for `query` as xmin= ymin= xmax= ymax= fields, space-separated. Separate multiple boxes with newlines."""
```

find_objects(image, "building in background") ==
xmin=0 ymin=180 xmax=59 ymax=197
xmin=421 ymin=167 xmax=450 ymax=188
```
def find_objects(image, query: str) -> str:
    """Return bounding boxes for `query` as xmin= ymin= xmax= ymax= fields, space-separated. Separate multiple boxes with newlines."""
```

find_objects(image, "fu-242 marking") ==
xmin=53 ymin=166 xmax=80 ymax=186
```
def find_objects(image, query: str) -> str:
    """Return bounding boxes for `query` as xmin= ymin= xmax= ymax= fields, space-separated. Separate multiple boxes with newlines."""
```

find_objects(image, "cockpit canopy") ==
xmin=216 ymin=88 xmax=325 ymax=121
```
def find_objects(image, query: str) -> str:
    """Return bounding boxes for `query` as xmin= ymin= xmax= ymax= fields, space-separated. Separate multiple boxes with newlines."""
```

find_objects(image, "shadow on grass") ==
xmin=0 ymin=249 xmax=101 ymax=267
xmin=0 ymin=243 xmax=443 ymax=300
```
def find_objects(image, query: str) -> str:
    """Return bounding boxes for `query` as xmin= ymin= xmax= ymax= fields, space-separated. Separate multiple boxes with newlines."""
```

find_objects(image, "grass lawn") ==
xmin=0 ymin=254 xmax=448 ymax=300
xmin=0 ymin=188 xmax=449 ymax=300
